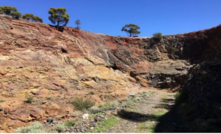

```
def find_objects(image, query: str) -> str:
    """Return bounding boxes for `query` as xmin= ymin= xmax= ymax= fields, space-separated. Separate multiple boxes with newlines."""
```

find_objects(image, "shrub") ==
xmin=46 ymin=97 xmax=51 ymax=100
xmin=88 ymin=91 xmax=95 ymax=95
xmin=174 ymin=92 xmax=188 ymax=105
xmin=26 ymin=96 xmax=34 ymax=103
xmin=153 ymin=32 xmax=163 ymax=41
xmin=0 ymin=100 xmax=5 ymax=103
xmin=71 ymin=97 xmax=95 ymax=111
xmin=93 ymin=116 xmax=119 ymax=132
xmin=56 ymin=123 xmax=66 ymax=132
xmin=14 ymin=122 xmax=44 ymax=133
xmin=121 ymin=98 xmax=136 ymax=106
xmin=65 ymin=120 xmax=75 ymax=127
xmin=97 ymin=101 xmax=119 ymax=110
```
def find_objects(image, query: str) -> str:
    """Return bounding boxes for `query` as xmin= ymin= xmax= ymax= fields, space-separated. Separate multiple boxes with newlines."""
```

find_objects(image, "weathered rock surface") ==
xmin=0 ymin=14 xmax=221 ymax=132
xmin=178 ymin=61 xmax=221 ymax=132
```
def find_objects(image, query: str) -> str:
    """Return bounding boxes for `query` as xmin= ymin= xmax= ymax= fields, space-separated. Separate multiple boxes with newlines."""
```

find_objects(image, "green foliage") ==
xmin=121 ymin=24 xmax=141 ymax=37
xmin=153 ymin=32 xmax=163 ymax=40
xmin=151 ymin=110 xmax=167 ymax=118
xmin=90 ymin=113 xmax=104 ymax=118
xmin=97 ymin=101 xmax=119 ymax=110
xmin=75 ymin=19 xmax=81 ymax=29
xmin=121 ymin=97 xmax=136 ymax=106
xmin=46 ymin=97 xmax=51 ymax=100
xmin=71 ymin=97 xmax=95 ymax=111
xmin=23 ymin=13 xmax=43 ymax=23
xmin=56 ymin=123 xmax=66 ymax=132
xmin=93 ymin=116 xmax=119 ymax=132
xmin=0 ymin=6 xmax=17 ymax=15
xmin=33 ymin=16 xmax=43 ymax=23
xmin=11 ymin=11 xmax=22 ymax=19
xmin=14 ymin=122 xmax=44 ymax=133
xmin=174 ymin=92 xmax=188 ymax=105
xmin=65 ymin=120 xmax=75 ymax=127
xmin=48 ymin=7 xmax=69 ymax=27
xmin=26 ymin=96 xmax=34 ymax=103
xmin=88 ymin=91 xmax=95 ymax=95
xmin=0 ymin=100 xmax=5 ymax=103
xmin=171 ymin=46 xmax=178 ymax=52
xmin=23 ymin=13 xmax=34 ymax=20
xmin=144 ymin=91 xmax=154 ymax=98
xmin=136 ymin=121 xmax=155 ymax=133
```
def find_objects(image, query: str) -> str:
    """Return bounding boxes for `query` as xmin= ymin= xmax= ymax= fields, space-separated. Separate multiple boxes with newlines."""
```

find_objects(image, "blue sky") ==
xmin=1 ymin=0 xmax=221 ymax=37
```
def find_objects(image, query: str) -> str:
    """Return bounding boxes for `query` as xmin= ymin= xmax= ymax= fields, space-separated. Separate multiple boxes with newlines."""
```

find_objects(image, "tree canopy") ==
xmin=75 ymin=19 xmax=81 ymax=29
xmin=48 ymin=7 xmax=69 ymax=27
xmin=23 ymin=13 xmax=43 ymax=23
xmin=10 ymin=11 xmax=22 ymax=19
xmin=0 ymin=6 xmax=17 ymax=15
xmin=121 ymin=24 xmax=141 ymax=37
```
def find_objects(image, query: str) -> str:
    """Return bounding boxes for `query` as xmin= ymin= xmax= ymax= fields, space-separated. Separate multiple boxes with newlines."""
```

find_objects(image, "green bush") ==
xmin=97 ymin=101 xmax=119 ymax=110
xmin=65 ymin=120 xmax=75 ymax=127
xmin=93 ymin=116 xmax=119 ymax=132
xmin=14 ymin=122 xmax=44 ymax=133
xmin=153 ymin=32 xmax=163 ymax=41
xmin=26 ymin=96 xmax=34 ymax=103
xmin=56 ymin=123 xmax=66 ymax=132
xmin=46 ymin=97 xmax=51 ymax=100
xmin=174 ymin=92 xmax=188 ymax=105
xmin=71 ymin=97 xmax=95 ymax=111
xmin=121 ymin=98 xmax=136 ymax=106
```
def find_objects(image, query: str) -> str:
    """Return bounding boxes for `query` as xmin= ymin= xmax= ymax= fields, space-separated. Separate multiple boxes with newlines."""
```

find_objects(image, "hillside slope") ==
xmin=0 ymin=15 xmax=221 ymax=132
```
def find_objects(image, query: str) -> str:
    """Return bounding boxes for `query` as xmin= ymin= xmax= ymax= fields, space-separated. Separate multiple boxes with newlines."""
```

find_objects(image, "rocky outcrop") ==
xmin=0 ymin=14 xmax=221 ymax=132
xmin=177 ymin=61 xmax=221 ymax=132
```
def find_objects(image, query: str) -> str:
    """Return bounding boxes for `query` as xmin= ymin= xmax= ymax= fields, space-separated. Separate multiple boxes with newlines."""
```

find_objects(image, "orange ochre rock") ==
xmin=0 ymin=14 xmax=221 ymax=132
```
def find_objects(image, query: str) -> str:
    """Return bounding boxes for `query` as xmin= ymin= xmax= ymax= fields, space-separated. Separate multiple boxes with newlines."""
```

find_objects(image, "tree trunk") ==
xmin=57 ymin=21 xmax=60 ymax=30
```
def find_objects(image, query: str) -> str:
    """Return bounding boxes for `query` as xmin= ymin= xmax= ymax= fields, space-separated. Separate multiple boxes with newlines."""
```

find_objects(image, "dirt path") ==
xmin=106 ymin=90 xmax=189 ymax=133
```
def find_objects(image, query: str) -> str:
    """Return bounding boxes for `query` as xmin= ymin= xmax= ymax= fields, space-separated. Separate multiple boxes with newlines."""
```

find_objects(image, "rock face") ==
xmin=178 ymin=61 xmax=221 ymax=132
xmin=0 ymin=14 xmax=221 ymax=132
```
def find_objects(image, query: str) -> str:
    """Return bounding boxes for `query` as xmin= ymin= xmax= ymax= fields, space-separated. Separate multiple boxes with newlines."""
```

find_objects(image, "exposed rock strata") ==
xmin=0 ymin=14 xmax=221 ymax=132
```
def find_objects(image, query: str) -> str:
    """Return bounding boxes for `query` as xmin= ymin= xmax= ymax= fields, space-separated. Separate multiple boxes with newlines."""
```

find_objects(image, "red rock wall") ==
xmin=0 ymin=14 xmax=221 ymax=132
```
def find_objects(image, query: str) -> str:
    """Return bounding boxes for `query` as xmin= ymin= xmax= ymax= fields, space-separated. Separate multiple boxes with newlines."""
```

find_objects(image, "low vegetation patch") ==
xmin=145 ymin=91 xmax=154 ymax=97
xmin=0 ymin=100 xmax=5 ymax=103
xmin=136 ymin=121 xmax=155 ymax=133
xmin=71 ymin=97 xmax=95 ymax=111
xmin=90 ymin=112 xmax=104 ymax=118
xmin=174 ymin=92 xmax=188 ymax=105
xmin=14 ymin=122 xmax=44 ymax=133
xmin=151 ymin=110 xmax=167 ymax=118
xmin=65 ymin=120 xmax=75 ymax=127
xmin=122 ymin=97 xmax=136 ymax=106
xmin=26 ymin=96 xmax=34 ymax=103
xmin=87 ymin=91 xmax=95 ymax=95
xmin=46 ymin=97 xmax=51 ymax=100
xmin=97 ymin=101 xmax=119 ymax=110
xmin=56 ymin=123 xmax=66 ymax=133
xmin=93 ymin=116 xmax=119 ymax=132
